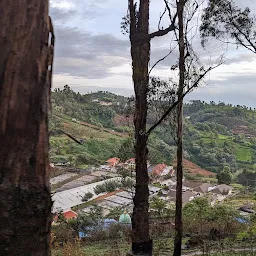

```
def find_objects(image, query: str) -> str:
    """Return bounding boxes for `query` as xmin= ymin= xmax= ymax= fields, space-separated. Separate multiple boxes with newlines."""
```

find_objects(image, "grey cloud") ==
xmin=150 ymin=46 xmax=178 ymax=69
xmin=224 ymin=53 xmax=256 ymax=65
xmin=53 ymin=26 xmax=130 ymax=78
xmin=50 ymin=0 xmax=115 ymax=25
xmin=50 ymin=6 xmax=77 ymax=24
xmin=187 ymin=73 xmax=256 ymax=107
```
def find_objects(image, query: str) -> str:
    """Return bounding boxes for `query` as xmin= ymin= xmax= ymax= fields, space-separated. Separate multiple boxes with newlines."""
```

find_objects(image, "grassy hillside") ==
xmin=183 ymin=101 xmax=256 ymax=172
xmin=49 ymin=114 xmax=125 ymax=167
xmin=49 ymin=87 xmax=256 ymax=172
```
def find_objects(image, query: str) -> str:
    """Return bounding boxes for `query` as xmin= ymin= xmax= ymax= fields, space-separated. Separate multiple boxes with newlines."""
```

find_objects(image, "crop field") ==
xmin=235 ymin=146 xmax=252 ymax=162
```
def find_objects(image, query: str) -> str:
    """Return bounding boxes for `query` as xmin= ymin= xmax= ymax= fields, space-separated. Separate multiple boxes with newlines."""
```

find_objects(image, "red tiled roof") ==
xmin=152 ymin=164 xmax=167 ymax=176
xmin=106 ymin=157 xmax=120 ymax=166
xmin=106 ymin=157 xmax=120 ymax=163
xmin=63 ymin=210 xmax=78 ymax=219
xmin=53 ymin=210 xmax=78 ymax=223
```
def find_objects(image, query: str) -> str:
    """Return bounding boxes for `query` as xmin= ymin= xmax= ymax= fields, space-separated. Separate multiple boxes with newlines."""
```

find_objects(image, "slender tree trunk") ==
xmin=0 ymin=1 xmax=53 ymax=255
xmin=129 ymin=0 xmax=152 ymax=254
xmin=173 ymin=1 xmax=185 ymax=256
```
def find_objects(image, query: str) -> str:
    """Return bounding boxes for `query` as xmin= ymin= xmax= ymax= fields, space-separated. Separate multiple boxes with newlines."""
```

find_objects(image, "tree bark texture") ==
xmin=173 ymin=1 xmax=185 ymax=256
xmin=0 ymin=1 xmax=54 ymax=255
xmin=129 ymin=0 xmax=152 ymax=254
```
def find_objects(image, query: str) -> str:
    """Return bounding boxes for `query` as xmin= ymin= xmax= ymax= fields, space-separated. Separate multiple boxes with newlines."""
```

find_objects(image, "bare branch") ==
xmin=149 ymin=23 xmax=176 ymax=39
xmin=164 ymin=0 xmax=174 ymax=20
xmin=146 ymin=62 xmax=222 ymax=136
xmin=149 ymin=41 xmax=178 ymax=75
xmin=158 ymin=7 xmax=167 ymax=30
xmin=60 ymin=130 xmax=83 ymax=145
xmin=226 ymin=3 xmax=256 ymax=53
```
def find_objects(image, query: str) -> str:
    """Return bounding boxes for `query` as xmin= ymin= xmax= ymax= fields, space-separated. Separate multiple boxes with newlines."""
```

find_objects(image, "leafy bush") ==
xmin=82 ymin=192 xmax=93 ymax=202
xmin=217 ymin=166 xmax=232 ymax=184
xmin=94 ymin=184 xmax=106 ymax=195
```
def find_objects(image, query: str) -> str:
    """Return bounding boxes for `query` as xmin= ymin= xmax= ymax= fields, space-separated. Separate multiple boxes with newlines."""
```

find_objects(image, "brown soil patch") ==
xmin=114 ymin=114 xmax=133 ymax=127
xmin=173 ymin=159 xmax=216 ymax=177
xmin=94 ymin=189 xmax=123 ymax=202
xmin=231 ymin=125 xmax=256 ymax=137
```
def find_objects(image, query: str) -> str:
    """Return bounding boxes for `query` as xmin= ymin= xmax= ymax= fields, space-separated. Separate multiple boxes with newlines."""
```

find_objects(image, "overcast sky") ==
xmin=50 ymin=0 xmax=256 ymax=107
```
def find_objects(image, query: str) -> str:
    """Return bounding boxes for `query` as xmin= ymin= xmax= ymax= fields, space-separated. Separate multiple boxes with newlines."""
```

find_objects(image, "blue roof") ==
xmin=102 ymin=218 xmax=117 ymax=228
xmin=235 ymin=217 xmax=249 ymax=224
xmin=78 ymin=231 xmax=87 ymax=238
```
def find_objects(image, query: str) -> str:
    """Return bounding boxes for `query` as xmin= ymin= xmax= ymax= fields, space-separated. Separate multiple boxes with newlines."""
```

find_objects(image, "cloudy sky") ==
xmin=50 ymin=0 xmax=256 ymax=107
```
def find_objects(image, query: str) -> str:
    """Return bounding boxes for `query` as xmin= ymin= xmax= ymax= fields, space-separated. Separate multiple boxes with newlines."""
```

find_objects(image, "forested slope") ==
xmin=49 ymin=86 xmax=256 ymax=173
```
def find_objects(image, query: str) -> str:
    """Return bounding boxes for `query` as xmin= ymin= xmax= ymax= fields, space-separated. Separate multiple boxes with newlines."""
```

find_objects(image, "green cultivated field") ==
xmin=235 ymin=146 xmax=252 ymax=162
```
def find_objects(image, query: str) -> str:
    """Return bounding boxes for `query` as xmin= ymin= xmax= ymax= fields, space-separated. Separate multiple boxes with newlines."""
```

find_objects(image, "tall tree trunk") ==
xmin=173 ymin=1 xmax=185 ymax=256
xmin=0 ymin=1 xmax=53 ymax=255
xmin=129 ymin=0 xmax=152 ymax=254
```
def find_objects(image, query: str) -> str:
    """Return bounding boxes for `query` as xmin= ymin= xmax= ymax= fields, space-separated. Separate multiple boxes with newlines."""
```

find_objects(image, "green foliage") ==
xmin=50 ymin=90 xmax=256 ymax=173
xmin=183 ymin=197 xmax=210 ymax=233
xmin=105 ymin=180 xmax=119 ymax=193
xmin=200 ymin=0 xmax=256 ymax=54
xmin=237 ymin=170 xmax=256 ymax=188
xmin=82 ymin=192 xmax=94 ymax=202
xmin=120 ymin=177 xmax=135 ymax=190
xmin=106 ymin=206 xmax=124 ymax=219
xmin=217 ymin=167 xmax=232 ymax=184
xmin=94 ymin=184 xmax=107 ymax=195
xmin=235 ymin=146 xmax=252 ymax=162
xmin=93 ymin=179 xmax=133 ymax=194
xmin=51 ymin=88 xmax=126 ymax=128
xmin=117 ymin=137 xmax=134 ymax=162
xmin=183 ymin=198 xmax=240 ymax=234
xmin=118 ymin=168 xmax=132 ymax=179
xmin=150 ymin=197 xmax=175 ymax=218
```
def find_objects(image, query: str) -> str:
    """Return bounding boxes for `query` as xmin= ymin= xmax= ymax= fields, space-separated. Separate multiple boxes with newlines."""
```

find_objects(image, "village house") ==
xmin=106 ymin=157 xmax=120 ymax=167
xmin=100 ymin=101 xmax=113 ymax=106
xmin=182 ymin=181 xmax=202 ymax=190
xmin=149 ymin=164 xmax=174 ymax=177
xmin=193 ymin=183 xmax=212 ymax=193
xmin=182 ymin=190 xmax=198 ymax=204
xmin=53 ymin=209 xmax=78 ymax=224
xmin=125 ymin=158 xmax=135 ymax=169
xmin=63 ymin=210 xmax=78 ymax=220
xmin=209 ymin=184 xmax=233 ymax=195
xmin=53 ymin=161 xmax=71 ymax=167
xmin=239 ymin=204 xmax=255 ymax=214
xmin=160 ymin=178 xmax=176 ymax=187
xmin=207 ymin=193 xmax=226 ymax=206
xmin=165 ymin=180 xmax=234 ymax=206
xmin=167 ymin=189 xmax=197 ymax=204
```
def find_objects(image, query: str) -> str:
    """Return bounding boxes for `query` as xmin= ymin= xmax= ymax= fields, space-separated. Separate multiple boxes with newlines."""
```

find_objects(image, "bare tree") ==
xmin=0 ymin=1 xmax=54 ymax=255
xmin=173 ymin=0 xmax=185 ymax=255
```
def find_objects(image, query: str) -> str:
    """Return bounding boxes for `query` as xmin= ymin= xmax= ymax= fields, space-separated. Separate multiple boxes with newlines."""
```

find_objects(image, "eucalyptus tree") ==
xmin=200 ymin=0 xmax=256 ymax=53
xmin=0 ymin=1 xmax=54 ymax=255
xmin=127 ymin=1 xmax=177 ymax=254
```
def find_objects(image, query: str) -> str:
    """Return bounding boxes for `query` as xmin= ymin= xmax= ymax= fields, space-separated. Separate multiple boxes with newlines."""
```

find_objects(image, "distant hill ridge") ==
xmin=49 ymin=88 xmax=256 ymax=172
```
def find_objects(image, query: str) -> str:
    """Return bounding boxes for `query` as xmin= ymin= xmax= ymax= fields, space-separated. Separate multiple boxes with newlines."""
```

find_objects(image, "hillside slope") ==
xmin=49 ymin=88 xmax=256 ymax=172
